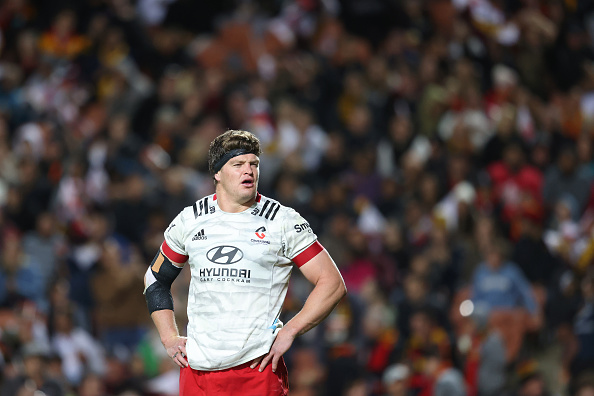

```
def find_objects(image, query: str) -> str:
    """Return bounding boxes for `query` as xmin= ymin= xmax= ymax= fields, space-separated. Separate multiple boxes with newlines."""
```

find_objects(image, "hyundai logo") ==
xmin=206 ymin=246 xmax=243 ymax=265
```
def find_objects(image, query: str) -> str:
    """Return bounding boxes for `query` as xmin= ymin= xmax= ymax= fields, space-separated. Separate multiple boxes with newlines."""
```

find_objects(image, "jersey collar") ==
xmin=212 ymin=193 xmax=261 ymax=202
xmin=212 ymin=192 xmax=262 ymax=212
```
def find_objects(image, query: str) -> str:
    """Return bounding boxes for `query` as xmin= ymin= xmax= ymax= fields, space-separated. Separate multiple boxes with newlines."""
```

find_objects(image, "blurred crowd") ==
xmin=1 ymin=0 xmax=594 ymax=395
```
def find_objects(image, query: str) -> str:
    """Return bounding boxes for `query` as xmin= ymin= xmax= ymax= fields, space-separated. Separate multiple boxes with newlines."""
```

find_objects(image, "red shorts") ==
xmin=179 ymin=358 xmax=289 ymax=396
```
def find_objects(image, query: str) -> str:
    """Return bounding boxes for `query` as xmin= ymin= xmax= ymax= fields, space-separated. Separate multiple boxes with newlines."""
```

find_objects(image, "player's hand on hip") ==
xmin=163 ymin=335 xmax=188 ymax=368
xmin=252 ymin=328 xmax=295 ymax=373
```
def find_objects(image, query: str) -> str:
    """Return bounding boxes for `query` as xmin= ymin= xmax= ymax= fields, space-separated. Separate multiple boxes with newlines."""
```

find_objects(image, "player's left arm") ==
xmin=253 ymin=245 xmax=346 ymax=373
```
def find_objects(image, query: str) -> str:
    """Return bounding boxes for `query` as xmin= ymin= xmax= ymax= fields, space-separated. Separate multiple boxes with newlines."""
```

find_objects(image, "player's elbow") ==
xmin=339 ymin=282 xmax=347 ymax=299
xmin=333 ymin=277 xmax=347 ymax=302
xmin=319 ymin=273 xmax=346 ymax=305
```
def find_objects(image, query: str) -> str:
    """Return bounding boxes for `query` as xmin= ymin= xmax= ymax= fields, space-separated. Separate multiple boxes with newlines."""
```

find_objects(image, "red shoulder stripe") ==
xmin=292 ymin=241 xmax=324 ymax=267
xmin=161 ymin=240 xmax=189 ymax=263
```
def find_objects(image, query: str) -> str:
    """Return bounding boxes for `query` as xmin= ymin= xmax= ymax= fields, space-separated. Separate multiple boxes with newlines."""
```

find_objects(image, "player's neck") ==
xmin=215 ymin=190 xmax=256 ymax=213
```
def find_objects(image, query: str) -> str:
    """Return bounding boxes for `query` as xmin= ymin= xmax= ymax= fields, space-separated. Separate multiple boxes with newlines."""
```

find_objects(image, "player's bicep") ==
xmin=144 ymin=249 xmax=185 ymax=313
xmin=144 ymin=251 xmax=184 ymax=289
xmin=144 ymin=241 xmax=187 ymax=290
xmin=160 ymin=240 xmax=188 ymax=267
xmin=296 ymin=245 xmax=344 ymax=288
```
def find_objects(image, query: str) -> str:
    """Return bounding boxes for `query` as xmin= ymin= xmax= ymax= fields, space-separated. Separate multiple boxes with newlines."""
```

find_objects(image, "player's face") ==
xmin=215 ymin=153 xmax=260 ymax=204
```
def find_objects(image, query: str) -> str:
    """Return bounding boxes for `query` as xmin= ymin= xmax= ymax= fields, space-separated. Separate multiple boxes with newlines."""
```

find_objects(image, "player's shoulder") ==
xmin=179 ymin=194 xmax=217 ymax=223
xmin=253 ymin=194 xmax=302 ymax=222
xmin=250 ymin=194 xmax=283 ymax=221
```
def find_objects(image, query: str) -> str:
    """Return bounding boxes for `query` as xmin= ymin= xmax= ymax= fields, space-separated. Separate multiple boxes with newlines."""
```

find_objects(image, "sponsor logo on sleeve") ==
xmin=294 ymin=222 xmax=311 ymax=233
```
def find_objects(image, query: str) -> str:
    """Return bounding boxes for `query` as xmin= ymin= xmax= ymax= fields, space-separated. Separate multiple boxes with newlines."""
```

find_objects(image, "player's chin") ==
xmin=238 ymin=185 xmax=257 ymax=198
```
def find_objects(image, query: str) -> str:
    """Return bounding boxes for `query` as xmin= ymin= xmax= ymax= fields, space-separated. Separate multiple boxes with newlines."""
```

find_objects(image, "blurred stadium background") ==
xmin=1 ymin=0 xmax=594 ymax=395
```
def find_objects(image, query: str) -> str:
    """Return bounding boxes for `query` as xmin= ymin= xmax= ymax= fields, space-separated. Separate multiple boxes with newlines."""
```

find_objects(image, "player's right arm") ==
xmin=144 ymin=212 xmax=190 ymax=368
xmin=150 ymin=306 xmax=188 ymax=368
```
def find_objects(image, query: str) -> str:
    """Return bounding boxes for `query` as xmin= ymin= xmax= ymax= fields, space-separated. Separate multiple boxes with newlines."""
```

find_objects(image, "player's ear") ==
xmin=214 ymin=172 xmax=221 ymax=182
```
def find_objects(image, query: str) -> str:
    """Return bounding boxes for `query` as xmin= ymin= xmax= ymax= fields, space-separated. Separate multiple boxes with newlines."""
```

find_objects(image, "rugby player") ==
xmin=144 ymin=130 xmax=347 ymax=395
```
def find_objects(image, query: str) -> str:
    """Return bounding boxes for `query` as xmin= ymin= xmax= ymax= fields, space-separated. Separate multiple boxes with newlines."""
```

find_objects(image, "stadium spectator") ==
xmin=471 ymin=238 xmax=538 ymax=317
xmin=575 ymin=382 xmax=594 ymax=396
xmin=543 ymin=144 xmax=591 ymax=217
xmin=38 ymin=10 xmax=90 ymax=61
xmin=421 ymin=349 xmax=467 ymax=396
xmin=512 ymin=371 xmax=553 ymax=396
xmin=22 ymin=212 xmax=65 ymax=307
xmin=0 ymin=233 xmax=44 ymax=309
xmin=91 ymin=240 xmax=148 ymax=355
xmin=77 ymin=373 xmax=107 ymax=396
xmin=512 ymin=213 xmax=558 ymax=287
xmin=382 ymin=363 xmax=412 ymax=396
xmin=0 ymin=342 xmax=64 ymax=396
xmin=50 ymin=306 xmax=107 ymax=385
xmin=570 ymin=272 xmax=594 ymax=383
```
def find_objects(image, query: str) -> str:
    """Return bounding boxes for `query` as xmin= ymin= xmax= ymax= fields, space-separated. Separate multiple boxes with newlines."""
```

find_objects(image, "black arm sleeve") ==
xmin=145 ymin=251 xmax=183 ymax=314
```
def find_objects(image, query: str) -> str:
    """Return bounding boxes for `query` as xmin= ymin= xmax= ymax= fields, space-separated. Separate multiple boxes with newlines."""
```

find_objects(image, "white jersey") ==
xmin=161 ymin=193 xmax=321 ymax=371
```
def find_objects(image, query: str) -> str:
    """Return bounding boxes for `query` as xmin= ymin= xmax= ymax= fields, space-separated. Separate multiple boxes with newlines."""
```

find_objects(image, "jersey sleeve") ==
xmin=162 ymin=211 xmax=189 ymax=264
xmin=282 ymin=208 xmax=323 ymax=267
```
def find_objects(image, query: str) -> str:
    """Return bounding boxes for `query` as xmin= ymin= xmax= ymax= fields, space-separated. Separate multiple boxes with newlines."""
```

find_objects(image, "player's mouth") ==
xmin=241 ymin=178 xmax=254 ymax=188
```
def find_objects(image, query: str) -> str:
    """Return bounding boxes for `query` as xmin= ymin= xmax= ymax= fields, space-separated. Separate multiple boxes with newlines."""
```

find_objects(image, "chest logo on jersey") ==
xmin=255 ymin=226 xmax=266 ymax=239
xmin=251 ymin=226 xmax=270 ymax=245
xmin=206 ymin=246 xmax=243 ymax=264
xmin=192 ymin=229 xmax=207 ymax=241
